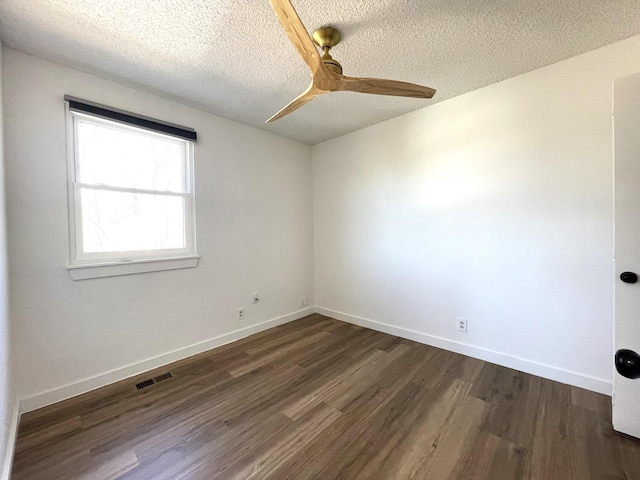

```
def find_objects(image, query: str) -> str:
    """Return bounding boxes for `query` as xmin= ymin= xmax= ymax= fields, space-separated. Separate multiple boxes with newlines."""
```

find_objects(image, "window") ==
xmin=65 ymin=98 xmax=198 ymax=280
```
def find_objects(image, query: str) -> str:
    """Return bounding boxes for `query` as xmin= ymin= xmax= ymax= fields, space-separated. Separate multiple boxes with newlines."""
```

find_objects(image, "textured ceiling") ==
xmin=1 ymin=1 xmax=639 ymax=145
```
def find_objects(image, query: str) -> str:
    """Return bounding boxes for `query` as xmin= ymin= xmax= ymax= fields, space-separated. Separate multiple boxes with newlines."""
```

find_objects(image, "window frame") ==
xmin=65 ymin=101 xmax=199 ymax=280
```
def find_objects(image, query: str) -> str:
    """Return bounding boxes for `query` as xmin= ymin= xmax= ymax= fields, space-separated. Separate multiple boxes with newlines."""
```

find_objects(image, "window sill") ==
xmin=67 ymin=255 xmax=199 ymax=280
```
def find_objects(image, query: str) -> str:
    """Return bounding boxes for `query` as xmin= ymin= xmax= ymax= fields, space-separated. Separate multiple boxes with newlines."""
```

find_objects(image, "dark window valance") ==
xmin=65 ymin=95 xmax=197 ymax=142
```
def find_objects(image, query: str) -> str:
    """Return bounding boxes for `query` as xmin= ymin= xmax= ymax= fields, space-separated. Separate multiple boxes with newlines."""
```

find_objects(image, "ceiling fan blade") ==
xmin=333 ymin=75 xmax=436 ymax=99
xmin=267 ymin=84 xmax=324 ymax=122
xmin=269 ymin=0 xmax=324 ymax=75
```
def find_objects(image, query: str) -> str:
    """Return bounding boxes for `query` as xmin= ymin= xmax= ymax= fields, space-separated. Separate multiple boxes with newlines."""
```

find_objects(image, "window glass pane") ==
xmin=77 ymin=119 xmax=185 ymax=193
xmin=80 ymin=187 xmax=186 ymax=253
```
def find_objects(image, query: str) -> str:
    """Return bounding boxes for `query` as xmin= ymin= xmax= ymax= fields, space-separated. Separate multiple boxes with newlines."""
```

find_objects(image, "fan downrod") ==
xmin=313 ymin=27 xmax=343 ymax=74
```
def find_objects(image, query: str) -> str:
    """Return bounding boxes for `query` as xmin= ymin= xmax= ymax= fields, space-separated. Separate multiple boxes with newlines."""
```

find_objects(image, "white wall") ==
xmin=0 ymin=41 xmax=17 ymax=480
xmin=313 ymin=35 xmax=640 ymax=394
xmin=3 ymin=49 xmax=314 ymax=409
xmin=0 ymin=43 xmax=18 ymax=480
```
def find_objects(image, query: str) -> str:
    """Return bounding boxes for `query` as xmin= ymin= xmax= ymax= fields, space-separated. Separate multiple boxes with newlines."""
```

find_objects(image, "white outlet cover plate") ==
xmin=457 ymin=317 xmax=467 ymax=332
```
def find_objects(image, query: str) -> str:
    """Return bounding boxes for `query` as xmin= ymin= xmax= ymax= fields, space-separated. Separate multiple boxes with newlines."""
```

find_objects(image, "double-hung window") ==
xmin=66 ymin=97 xmax=198 ymax=280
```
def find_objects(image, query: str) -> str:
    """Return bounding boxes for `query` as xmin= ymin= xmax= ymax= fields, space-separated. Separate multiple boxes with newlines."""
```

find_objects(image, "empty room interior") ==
xmin=2 ymin=0 xmax=640 ymax=478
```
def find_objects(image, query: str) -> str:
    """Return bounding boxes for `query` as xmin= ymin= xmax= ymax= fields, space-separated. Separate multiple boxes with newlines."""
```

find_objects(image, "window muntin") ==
xmin=68 ymin=109 xmax=196 ymax=266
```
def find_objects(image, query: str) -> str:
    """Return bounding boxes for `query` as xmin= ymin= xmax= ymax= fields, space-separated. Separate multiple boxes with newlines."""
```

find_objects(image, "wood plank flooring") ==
xmin=11 ymin=314 xmax=640 ymax=479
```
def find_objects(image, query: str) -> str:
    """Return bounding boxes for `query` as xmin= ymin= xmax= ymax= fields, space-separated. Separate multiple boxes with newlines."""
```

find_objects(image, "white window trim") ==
xmin=67 ymin=255 xmax=199 ymax=280
xmin=65 ymin=103 xmax=199 ymax=280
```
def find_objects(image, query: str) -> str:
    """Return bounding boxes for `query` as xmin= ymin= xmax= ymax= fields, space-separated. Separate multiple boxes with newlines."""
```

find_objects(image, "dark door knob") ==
xmin=616 ymin=349 xmax=640 ymax=379
xmin=620 ymin=272 xmax=638 ymax=284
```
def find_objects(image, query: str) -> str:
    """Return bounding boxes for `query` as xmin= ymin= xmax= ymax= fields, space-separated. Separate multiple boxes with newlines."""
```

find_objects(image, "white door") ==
xmin=613 ymin=72 xmax=640 ymax=438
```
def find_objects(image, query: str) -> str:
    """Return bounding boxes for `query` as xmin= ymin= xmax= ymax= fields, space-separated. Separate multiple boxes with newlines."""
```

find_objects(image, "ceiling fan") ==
xmin=266 ymin=0 xmax=436 ymax=122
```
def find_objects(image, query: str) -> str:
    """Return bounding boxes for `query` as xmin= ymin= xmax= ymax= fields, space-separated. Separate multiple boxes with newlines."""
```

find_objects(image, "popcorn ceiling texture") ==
xmin=1 ymin=0 xmax=639 ymax=145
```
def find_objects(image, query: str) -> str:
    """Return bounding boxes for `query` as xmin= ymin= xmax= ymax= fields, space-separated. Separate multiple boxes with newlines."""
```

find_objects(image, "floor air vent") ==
xmin=135 ymin=372 xmax=173 ymax=390
xmin=153 ymin=372 xmax=173 ymax=383
xmin=135 ymin=379 xmax=155 ymax=390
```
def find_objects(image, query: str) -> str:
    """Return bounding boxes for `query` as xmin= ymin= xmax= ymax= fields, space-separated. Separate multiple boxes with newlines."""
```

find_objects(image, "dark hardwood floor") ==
xmin=11 ymin=314 xmax=640 ymax=479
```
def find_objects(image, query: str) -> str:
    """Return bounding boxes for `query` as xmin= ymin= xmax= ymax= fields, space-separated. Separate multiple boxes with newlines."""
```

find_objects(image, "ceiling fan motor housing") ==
xmin=322 ymin=55 xmax=343 ymax=74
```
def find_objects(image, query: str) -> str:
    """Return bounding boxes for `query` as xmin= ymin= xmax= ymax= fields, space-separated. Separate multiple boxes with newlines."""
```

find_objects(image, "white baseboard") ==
xmin=1 ymin=399 xmax=19 ymax=480
xmin=316 ymin=306 xmax=612 ymax=395
xmin=19 ymin=307 xmax=315 ymax=413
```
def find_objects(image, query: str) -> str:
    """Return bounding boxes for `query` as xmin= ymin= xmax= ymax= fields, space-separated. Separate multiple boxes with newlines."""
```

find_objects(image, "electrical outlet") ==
xmin=298 ymin=297 xmax=304 ymax=308
xmin=237 ymin=307 xmax=245 ymax=321
xmin=301 ymin=296 xmax=307 ymax=307
xmin=252 ymin=293 xmax=260 ymax=304
xmin=457 ymin=317 xmax=467 ymax=333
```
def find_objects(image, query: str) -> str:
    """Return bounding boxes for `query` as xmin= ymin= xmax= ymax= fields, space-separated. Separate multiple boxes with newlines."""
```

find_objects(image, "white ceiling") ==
xmin=1 ymin=1 xmax=639 ymax=145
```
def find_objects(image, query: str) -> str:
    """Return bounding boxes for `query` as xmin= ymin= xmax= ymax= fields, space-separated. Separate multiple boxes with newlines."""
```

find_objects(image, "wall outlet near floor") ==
xmin=298 ymin=296 xmax=308 ymax=308
xmin=252 ymin=293 xmax=260 ymax=304
xmin=457 ymin=317 xmax=467 ymax=333
xmin=237 ymin=307 xmax=245 ymax=321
